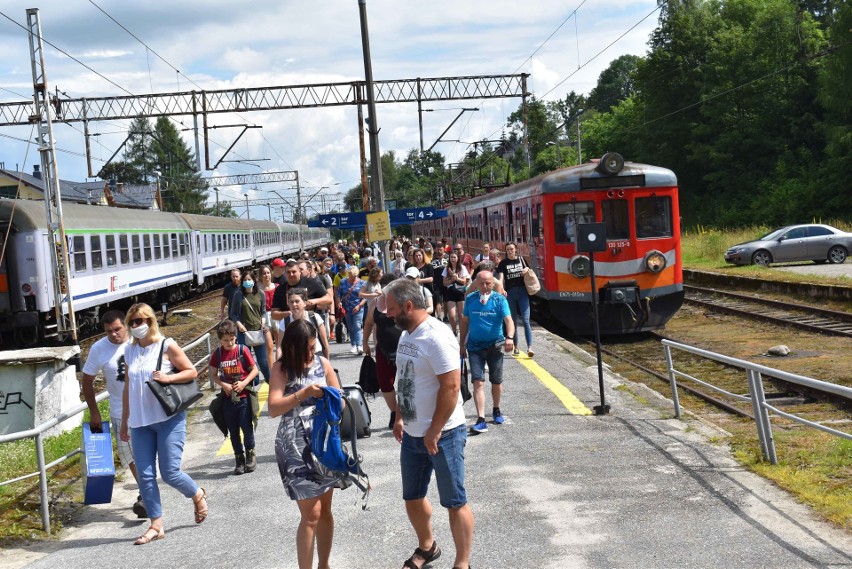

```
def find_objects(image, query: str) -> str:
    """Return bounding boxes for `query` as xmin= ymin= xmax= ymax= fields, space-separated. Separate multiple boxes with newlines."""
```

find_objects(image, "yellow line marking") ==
xmin=216 ymin=381 xmax=270 ymax=456
xmin=514 ymin=354 xmax=592 ymax=415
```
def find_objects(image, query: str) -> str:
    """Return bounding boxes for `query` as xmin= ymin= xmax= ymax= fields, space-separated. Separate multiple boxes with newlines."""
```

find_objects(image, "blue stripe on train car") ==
xmin=130 ymin=270 xmax=194 ymax=287
xmin=73 ymin=288 xmax=109 ymax=301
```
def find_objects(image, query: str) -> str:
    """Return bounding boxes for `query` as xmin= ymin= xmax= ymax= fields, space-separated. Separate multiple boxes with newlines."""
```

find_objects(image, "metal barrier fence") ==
xmin=0 ymin=333 xmax=213 ymax=534
xmin=662 ymin=339 xmax=852 ymax=465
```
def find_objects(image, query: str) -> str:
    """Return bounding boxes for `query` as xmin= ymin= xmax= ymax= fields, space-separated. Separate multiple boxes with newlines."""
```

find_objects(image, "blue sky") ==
xmin=0 ymin=0 xmax=661 ymax=219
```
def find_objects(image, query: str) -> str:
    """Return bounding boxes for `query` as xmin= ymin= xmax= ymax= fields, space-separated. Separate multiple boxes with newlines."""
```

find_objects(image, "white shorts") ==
xmin=110 ymin=416 xmax=134 ymax=469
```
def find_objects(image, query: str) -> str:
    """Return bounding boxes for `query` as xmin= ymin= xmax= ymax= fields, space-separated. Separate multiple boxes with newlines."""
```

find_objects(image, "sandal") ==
xmin=193 ymin=488 xmax=208 ymax=524
xmin=134 ymin=526 xmax=165 ymax=545
xmin=403 ymin=541 xmax=441 ymax=568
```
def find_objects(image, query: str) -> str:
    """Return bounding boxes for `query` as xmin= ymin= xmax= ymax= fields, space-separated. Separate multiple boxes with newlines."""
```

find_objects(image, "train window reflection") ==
xmin=635 ymin=197 xmax=673 ymax=239
xmin=602 ymin=200 xmax=629 ymax=240
xmin=73 ymin=236 xmax=86 ymax=272
xmin=554 ymin=201 xmax=595 ymax=244
xmin=171 ymin=234 xmax=179 ymax=257
xmin=119 ymin=234 xmax=130 ymax=265
xmin=91 ymin=235 xmax=103 ymax=270
xmin=163 ymin=234 xmax=171 ymax=259
xmin=132 ymin=234 xmax=141 ymax=264
xmin=143 ymin=234 xmax=152 ymax=262
xmin=154 ymin=234 xmax=162 ymax=261
xmin=106 ymin=235 xmax=117 ymax=267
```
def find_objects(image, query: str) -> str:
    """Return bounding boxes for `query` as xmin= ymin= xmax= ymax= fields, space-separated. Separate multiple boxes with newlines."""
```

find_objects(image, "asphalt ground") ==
xmin=6 ymin=322 xmax=852 ymax=568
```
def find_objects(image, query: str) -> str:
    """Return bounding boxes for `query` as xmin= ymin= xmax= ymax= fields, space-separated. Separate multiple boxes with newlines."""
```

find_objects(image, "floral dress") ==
xmin=274 ymin=355 xmax=350 ymax=500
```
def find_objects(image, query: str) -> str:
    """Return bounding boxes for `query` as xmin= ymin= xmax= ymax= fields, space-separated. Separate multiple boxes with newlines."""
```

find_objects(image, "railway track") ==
xmin=683 ymin=284 xmax=852 ymax=337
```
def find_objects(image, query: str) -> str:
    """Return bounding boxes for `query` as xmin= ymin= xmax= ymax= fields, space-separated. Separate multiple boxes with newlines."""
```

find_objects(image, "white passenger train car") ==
xmin=0 ymin=198 xmax=328 ymax=345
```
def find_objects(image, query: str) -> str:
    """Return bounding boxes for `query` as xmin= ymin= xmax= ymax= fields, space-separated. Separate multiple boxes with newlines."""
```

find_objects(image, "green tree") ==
xmin=97 ymin=160 xmax=146 ymax=184
xmin=122 ymin=116 xmax=156 ymax=182
xmin=587 ymin=55 xmax=642 ymax=113
xmin=150 ymin=117 xmax=208 ymax=214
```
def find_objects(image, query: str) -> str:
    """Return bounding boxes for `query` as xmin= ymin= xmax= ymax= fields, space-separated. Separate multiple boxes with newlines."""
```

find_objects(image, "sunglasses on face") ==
xmin=129 ymin=318 xmax=147 ymax=327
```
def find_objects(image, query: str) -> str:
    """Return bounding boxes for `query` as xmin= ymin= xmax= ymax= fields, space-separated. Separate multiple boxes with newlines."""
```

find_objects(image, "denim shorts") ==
xmin=469 ymin=343 xmax=505 ymax=385
xmin=400 ymin=424 xmax=467 ymax=508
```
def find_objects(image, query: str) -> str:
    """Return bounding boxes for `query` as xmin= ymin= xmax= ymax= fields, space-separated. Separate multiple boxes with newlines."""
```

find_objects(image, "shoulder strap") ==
xmin=155 ymin=340 xmax=166 ymax=371
xmin=240 ymin=344 xmax=252 ymax=370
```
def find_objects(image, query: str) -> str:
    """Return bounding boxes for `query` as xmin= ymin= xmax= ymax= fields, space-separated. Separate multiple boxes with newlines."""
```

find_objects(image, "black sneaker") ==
xmin=132 ymin=495 xmax=148 ymax=519
xmin=233 ymin=453 xmax=246 ymax=475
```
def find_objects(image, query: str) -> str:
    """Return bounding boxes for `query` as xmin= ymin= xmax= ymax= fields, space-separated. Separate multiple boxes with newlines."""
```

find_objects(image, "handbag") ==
xmin=243 ymin=329 xmax=266 ymax=346
xmin=460 ymin=358 xmax=472 ymax=403
xmin=521 ymin=257 xmax=541 ymax=296
xmin=358 ymin=354 xmax=380 ymax=395
xmin=147 ymin=340 xmax=203 ymax=416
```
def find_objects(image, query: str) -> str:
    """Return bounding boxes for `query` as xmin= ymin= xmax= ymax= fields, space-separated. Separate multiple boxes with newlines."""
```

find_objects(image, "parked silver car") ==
xmin=724 ymin=224 xmax=851 ymax=266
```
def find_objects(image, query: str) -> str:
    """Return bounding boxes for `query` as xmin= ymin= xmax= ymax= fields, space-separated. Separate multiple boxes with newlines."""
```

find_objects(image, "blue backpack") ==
xmin=311 ymin=387 xmax=370 ymax=503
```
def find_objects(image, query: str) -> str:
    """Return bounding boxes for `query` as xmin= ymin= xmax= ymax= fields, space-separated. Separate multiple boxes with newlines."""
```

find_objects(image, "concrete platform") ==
xmin=6 ymin=323 xmax=851 ymax=568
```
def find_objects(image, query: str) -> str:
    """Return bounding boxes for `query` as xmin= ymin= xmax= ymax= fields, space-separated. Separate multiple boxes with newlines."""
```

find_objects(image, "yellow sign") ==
xmin=366 ymin=211 xmax=391 ymax=241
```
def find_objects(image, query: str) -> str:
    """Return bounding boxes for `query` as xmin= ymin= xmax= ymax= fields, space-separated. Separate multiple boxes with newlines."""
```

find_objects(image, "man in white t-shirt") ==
xmin=82 ymin=310 xmax=146 ymax=518
xmin=383 ymin=278 xmax=473 ymax=569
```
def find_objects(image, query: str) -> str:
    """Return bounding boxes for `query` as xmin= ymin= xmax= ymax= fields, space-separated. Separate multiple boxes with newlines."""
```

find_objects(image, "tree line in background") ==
xmin=345 ymin=0 xmax=849 ymax=229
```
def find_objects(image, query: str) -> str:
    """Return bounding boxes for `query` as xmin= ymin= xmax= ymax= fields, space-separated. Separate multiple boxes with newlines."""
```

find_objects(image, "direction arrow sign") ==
xmin=388 ymin=207 xmax=447 ymax=225
xmin=308 ymin=212 xmax=368 ymax=229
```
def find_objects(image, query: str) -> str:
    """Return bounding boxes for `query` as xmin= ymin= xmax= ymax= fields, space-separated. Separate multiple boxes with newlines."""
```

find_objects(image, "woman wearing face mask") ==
xmin=229 ymin=269 xmax=272 ymax=382
xmin=258 ymin=264 xmax=278 ymax=363
xmin=119 ymin=303 xmax=206 ymax=545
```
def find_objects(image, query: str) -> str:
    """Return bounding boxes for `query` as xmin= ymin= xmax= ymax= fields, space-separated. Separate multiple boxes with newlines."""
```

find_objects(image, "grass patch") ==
xmin=730 ymin=429 xmax=852 ymax=529
xmin=0 ymin=399 xmax=109 ymax=542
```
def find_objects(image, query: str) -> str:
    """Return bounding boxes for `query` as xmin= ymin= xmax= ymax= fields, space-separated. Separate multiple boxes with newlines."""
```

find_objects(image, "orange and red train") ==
xmin=414 ymin=153 xmax=683 ymax=335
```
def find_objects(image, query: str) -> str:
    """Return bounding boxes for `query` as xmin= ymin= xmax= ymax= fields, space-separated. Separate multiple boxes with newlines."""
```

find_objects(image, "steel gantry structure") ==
xmin=0 ymin=74 xmax=530 ymax=179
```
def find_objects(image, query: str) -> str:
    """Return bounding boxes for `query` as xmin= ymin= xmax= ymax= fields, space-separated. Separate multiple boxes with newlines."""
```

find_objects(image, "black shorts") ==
xmin=444 ymin=286 xmax=466 ymax=303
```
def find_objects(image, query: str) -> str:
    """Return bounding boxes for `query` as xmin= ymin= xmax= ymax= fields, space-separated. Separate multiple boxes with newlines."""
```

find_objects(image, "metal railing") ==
xmin=0 ymin=333 xmax=212 ymax=534
xmin=662 ymin=339 xmax=852 ymax=465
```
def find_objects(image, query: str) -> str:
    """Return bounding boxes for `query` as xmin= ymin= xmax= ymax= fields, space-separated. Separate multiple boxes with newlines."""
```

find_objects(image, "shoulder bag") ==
xmin=241 ymin=296 xmax=267 ymax=346
xmin=520 ymin=257 xmax=541 ymax=296
xmin=147 ymin=340 xmax=203 ymax=416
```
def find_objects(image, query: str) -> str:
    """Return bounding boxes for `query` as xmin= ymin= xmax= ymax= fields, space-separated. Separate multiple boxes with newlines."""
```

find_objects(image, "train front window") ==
xmin=601 ymin=199 xmax=629 ymax=240
xmin=635 ymin=196 xmax=673 ymax=238
xmin=554 ymin=201 xmax=595 ymax=244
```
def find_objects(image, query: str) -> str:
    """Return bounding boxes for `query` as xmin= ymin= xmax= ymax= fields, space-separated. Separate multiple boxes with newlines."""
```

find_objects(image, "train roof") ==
xmin=177 ymin=212 xmax=252 ymax=231
xmin=0 ymin=198 xmax=186 ymax=232
xmin=443 ymin=159 xmax=677 ymax=211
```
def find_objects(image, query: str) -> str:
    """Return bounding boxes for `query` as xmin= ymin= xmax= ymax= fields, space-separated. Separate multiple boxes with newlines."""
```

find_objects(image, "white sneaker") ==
xmin=357 ymin=347 xmax=364 ymax=354
xmin=350 ymin=346 xmax=359 ymax=354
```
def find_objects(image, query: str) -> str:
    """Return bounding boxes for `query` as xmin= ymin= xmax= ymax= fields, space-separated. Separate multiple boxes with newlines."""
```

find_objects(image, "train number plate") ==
xmin=559 ymin=291 xmax=585 ymax=298
xmin=608 ymin=241 xmax=630 ymax=248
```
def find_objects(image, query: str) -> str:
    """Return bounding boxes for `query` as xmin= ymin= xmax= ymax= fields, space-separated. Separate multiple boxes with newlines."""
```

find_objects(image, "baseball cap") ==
xmin=319 ymin=247 xmax=328 ymax=253
xmin=405 ymin=267 xmax=420 ymax=279
xmin=272 ymin=258 xmax=285 ymax=267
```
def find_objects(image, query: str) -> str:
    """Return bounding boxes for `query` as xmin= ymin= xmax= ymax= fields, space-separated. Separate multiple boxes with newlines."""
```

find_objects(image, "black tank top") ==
xmin=374 ymin=307 xmax=402 ymax=361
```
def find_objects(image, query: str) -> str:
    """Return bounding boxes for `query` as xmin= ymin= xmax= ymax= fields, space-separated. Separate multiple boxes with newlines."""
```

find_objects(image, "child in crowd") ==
xmin=209 ymin=320 xmax=259 ymax=475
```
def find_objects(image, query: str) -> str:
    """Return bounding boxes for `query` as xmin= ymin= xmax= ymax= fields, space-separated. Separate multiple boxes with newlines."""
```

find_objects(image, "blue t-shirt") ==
xmin=337 ymin=277 xmax=364 ymax=312
xmin=463 ymin=291 xmax=511 ymax=351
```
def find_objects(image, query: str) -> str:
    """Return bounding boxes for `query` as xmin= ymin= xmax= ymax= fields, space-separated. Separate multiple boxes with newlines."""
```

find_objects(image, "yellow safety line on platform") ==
xmin=216 ymin=381 xmax=270 ymax=457
xmin=515 ymin=354 xmax=592 ymax=415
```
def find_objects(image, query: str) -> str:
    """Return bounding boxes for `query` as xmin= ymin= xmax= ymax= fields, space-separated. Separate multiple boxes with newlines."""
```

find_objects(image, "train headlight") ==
xmin=569 ymin=255 xmax=591 ymax=278
xmin=644 ymin=250 xmax=667 ymax=273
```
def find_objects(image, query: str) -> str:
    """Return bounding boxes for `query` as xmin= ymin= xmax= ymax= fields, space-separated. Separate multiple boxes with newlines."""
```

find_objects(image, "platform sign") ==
xmin=389 ymin=207 xmax=447 ymax=225
xmin=308 ymin=212 xmax=367 ymax=229
xmin=366 ymin=211 xmax=391 ymax=242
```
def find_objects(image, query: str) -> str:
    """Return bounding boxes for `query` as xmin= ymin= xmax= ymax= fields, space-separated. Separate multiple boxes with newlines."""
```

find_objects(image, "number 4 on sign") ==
xmin=418 ymin=210 xmax=424 ymax=219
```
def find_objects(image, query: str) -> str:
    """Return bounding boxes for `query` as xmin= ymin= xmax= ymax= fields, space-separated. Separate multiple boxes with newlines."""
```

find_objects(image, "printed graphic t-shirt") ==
xmin=210 ymin=345 xmax=256 ymax=398
xmin=395 ymin=318 xmax=465 ymax=437
xmin=82 ymin=336 xmax=128 ymax=418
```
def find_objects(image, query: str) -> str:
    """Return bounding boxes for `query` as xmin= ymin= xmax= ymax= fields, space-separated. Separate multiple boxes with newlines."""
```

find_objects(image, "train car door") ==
xmin=191 ymin=230 xmax=204 ymax=286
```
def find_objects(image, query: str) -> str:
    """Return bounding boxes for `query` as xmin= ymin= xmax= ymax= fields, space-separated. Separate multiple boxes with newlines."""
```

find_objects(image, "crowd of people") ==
xmin=82 ymin=235 xmax=537 ymax=569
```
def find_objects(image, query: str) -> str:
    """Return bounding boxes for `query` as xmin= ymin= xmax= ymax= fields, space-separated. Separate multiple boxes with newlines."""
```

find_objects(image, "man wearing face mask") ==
xmin=81 ymin=310 xmax=146 ymax=518
xmin=459 ymin=270 xmax=514 ymax=434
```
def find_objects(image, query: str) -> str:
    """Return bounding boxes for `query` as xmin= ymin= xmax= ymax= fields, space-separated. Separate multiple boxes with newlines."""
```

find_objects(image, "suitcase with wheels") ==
xmin=340 ymin=384 xmax=371 ymax=439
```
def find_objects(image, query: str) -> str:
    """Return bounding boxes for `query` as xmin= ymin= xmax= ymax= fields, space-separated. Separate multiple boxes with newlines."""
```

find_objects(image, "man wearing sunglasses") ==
xmin=82 ymin=310 xmax=146 ymax=518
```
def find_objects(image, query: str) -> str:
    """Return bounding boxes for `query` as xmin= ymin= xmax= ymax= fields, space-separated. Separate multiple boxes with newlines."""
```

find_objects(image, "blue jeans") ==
xmin=507 ymin=286 xmax=532 ymax=350
xmin=222 ymin=396 xmax=254 ymax=455
xmin=468 ymin=343 xmax=505 ymax=384
xmin=237 ymin=331 xmax=270 ymax=382
xmin=130 ymin=412 xmax=199 ymax=519
xmin=344 ymin=310 xmax=363 ymax=347
xmin=400 ymin=424 xmax=468 ymax=508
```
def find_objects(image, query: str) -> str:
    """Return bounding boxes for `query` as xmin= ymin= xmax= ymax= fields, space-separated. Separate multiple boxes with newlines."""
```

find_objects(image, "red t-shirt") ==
xmin=210 ymin=345 xmax=256 ymax=398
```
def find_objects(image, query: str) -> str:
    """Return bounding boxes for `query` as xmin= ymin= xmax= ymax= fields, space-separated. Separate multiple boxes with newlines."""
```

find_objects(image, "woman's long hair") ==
xmin=279 ymin=318 xmax=317 ymax=381
xmin=240 ymin=269 xmax=259 ymax=295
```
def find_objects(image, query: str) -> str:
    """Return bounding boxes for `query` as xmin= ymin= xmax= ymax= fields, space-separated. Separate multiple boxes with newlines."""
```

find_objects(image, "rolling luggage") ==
xmin=340 ymin=384 xmax=372 ymax=439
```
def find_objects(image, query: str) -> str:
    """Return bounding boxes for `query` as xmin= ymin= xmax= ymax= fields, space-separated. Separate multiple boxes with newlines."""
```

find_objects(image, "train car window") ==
xmin=179 ymin=234 xmax=186 ymax=257
xmin=153 ymin=234 xmax=162 ymax=260
xmin=91 ymin=235 xmax=103 ymax=270
xmin=520 ymin=207 xmax=527 ymax=243
xmin=533 ymin=203 xmax=542 ymax=241
xmin=106 ymin=235 xmax=117 ymax=267
xmin=143 ymin=234 xmax=152 ymax=262
xmin=163 ymin=234 xmax=171 ymax=259
xmin=554 ymin=201 xmax=595 ymax=244
xmin=601 ymin=199 xmax=630 ymax=240
xmin=73 ymin=236 xmax=86 ymax=272
xmin=132 ymin=234 xmax=141 ymax=264
xmin=119 ymin=234 xmax=130 ymax=265
xmin=635 ymin=196 xmax=673 ymax=239
xmin=171 ymin=234 xmax=179 ymax=257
